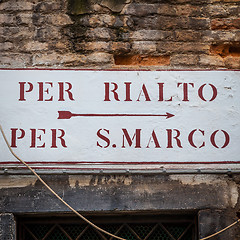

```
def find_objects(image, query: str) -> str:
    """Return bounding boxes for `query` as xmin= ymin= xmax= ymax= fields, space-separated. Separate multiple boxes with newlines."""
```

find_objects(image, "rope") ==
xmin=200 ymin=218 xmax=240 ymax=240
xmin=0 ymin=125 xmax=126 ymax=240
xmin=1 ymin=124 xmax=240 ymax=240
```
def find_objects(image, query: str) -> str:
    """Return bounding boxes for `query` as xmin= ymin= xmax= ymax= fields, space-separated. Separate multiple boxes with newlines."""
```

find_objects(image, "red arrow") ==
xmin=58 ymin=111 xmax=174 ymax=120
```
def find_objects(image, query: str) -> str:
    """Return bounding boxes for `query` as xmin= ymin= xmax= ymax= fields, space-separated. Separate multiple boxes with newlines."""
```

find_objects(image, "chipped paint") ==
xmin=69 ymin=175 xmax=132 ymax=188
xmin=170 ymin=174 xmax=229 ymax=186
xmin=0 ymin=176 xmax=37 ymax=189
xmin=170 ymin=174 xmax=239 ymax=208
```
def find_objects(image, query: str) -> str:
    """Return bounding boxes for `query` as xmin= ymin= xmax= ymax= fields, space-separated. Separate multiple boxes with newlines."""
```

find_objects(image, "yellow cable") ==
xmin=0 ymin=125 xmax=126 ymax=240
xmin=1 ymin=124 xmax=240 ymax=240
xmin=200 ymin=219 xmax=240 ymax=240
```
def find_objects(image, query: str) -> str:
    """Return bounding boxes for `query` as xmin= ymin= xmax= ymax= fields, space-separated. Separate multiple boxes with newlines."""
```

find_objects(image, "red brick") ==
xmin=114 ymin=55 xmax=170 ymax=66
xmin=211 ymin=18 xmax=240 ymax=30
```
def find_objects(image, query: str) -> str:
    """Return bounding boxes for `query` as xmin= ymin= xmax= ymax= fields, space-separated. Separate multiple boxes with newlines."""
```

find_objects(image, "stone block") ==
xmin=49 ymin=14 xmax=73 ymax=26
xmin=132 ymin=41 xmax=157 ymax=54
xmin=157 ymin=42 xmax=209 ymax=54
xmin=211 ymin=18 xmax=240 ymax=30
xmin=0 ymin=42 xmax=13 ymax=51
xmin=0 ymin=1 xmax=33 ymax=11
xmin=32 ymin=52 xmax=86 ymax=66
xmin=171 ymin=54 xmax=199 ymax=66
xmin=174 ymin=30 xmax=204 ymax=41
xmin=122 ymin=3 xmax=158 ymax=16
xmin=0 ymin=54 xmax=31 ymax=67
xmin=199 ymin=55 xmax=225 ymax=67
xmin=85 ymin=27 xmax=113 ymax=40
xmin=224 ymin=56 xmax=240 ymax=69
xmin=131 ymin=30 xmax=174 ymax=41
xmin=110 ymin=42 xmax=131 ymax=53
xmin=86 ymin=52 xmax=113 ymax=64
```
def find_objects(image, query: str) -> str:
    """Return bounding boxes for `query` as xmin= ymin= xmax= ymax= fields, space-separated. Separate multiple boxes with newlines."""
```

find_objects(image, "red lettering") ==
xmin=124 ymin=82 xmax=132 ymax=101
xmin=146 ymin=130 xmax=161 ymax=148
xmin=137 ymin=84 xmax=151 ymax=101
xmin=166 ymin=129 xmax=183 ymax=148
xmin=97 ymin=129 xmax=110 ymax=148
xmin=38 ymin=82 xmax=53 ymax=101
xmin=188 ymin=129 xmax=205 ymax=148
xmin=104 ymin=82 xmax=120 ymax=101
xmin=210 ymin=130 xmax=230 ymax=148
xmin=30 ymin=129 xmax=45 ymax=148
xmin=177 ymin=83 xmax=194 ymax=101
xmin=198 ymin=84 xmax=217 ymax=102
xmin=51 ymin=129 xmax=67 ymax=148
xmin=122 ymin=129 xmax=141 ymax=148
xmin=10 ymin=128 xmax=25 ymax=147
xmin=19 ymin=82 xmax=33 ymax=101
xmin=58 ymin=82 xmax=75 ymax=101
xmin=158 ymin=83 xmax=172 ymax=101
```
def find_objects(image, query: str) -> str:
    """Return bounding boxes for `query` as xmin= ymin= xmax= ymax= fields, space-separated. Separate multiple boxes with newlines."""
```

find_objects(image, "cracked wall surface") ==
xmin=0 ymin=0 xmax=240 ymax=68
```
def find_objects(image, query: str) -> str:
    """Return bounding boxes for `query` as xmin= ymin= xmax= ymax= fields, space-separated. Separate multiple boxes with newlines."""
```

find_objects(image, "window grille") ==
xmin=18 ymin=214 xmax=197 ymax=240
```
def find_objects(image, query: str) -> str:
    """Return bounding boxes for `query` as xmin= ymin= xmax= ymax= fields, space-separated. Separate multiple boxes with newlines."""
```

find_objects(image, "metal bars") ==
xmin=18 ymin=215 xmax=196 ymax=240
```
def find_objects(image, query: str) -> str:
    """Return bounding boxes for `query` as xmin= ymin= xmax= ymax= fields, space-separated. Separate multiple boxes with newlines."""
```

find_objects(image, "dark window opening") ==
xmin=18 ymin=214 xmax=197 ymax=240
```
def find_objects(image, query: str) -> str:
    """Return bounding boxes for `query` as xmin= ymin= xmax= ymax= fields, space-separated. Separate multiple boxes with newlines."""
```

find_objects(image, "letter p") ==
xmin=19 ymin=82 xmax=33 ymax=101
xmin=11 ymin=128 xmax=25 ymax=147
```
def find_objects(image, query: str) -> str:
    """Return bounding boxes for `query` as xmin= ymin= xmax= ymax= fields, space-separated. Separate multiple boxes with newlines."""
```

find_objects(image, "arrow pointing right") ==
xmin=57 ymin=111 xmax=175 ymax=120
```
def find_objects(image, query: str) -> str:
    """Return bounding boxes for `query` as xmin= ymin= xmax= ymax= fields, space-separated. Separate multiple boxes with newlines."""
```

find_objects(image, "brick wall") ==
xmin=0 ymin=0 xmax=240 ymax=69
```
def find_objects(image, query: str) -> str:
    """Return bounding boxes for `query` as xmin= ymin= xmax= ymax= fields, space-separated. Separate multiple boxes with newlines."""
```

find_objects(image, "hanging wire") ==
xmin=0 ymin=124 xmax=239 ymax=240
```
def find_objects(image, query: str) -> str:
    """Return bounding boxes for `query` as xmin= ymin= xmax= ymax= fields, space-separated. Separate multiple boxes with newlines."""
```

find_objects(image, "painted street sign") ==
xmin=0 ymin=70 xmax=240 ymax=168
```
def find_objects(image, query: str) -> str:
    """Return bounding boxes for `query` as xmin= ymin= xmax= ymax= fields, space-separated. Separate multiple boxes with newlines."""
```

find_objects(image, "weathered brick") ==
xmin=24 ymin=41 xmax=49 ymax=51
xmin=53 ymin=40 xmax=71 ymax=51
xmin=132 ymin=41 xmax=157 ymax=54
xmin=0 ymin=0 xmax=239 ymax=70
xmin=133 ymin=16 xmax=209 ymax=30
xmin=16 ymin=13 xmax=33 ymax=25
xmin=114 ymin=55 xmax=170 ymax=66
xmin=210 ymin=44 xmax=240 ymax=57
xmin=49 ymin=14 xmax=73 ymax=26
xmin=110 ymin=42 xmax=131 ymax=53
xmin=210 ymin=0 xmax=240 ymax=3
xmin=122 ymin=4 xmax=158 ymax=16
xmin=131 ymin=30 xmax=174 ymax=41
xmin=171 ymin=54 xmax=199 ymax=66
xmin=86 ymin=52 xmax=113 ymax=64
xmin=174 ymin=30 xmax=204 ymax=41
xmin=32 ymin=13 xmax=47 ymax=26
xmin=85 ymin=27 xmax=113 ymax=40
xmin=34 ymin=1 xmax=62 ymax=12
xmin=199 ymin=55 xmax=225 ymax=67
xmin=34 ymin=26 xmax=62 ymax=42
xmin=211 ymin=18 xmax=240 ymax=30
xmin=157 ymin=42 xmax=209 ymax=54
xmin=0 ymin=42 xmax=13 ymax=51
xmin=0 ymin=1 xmax=33 ymax=11
xmin=32 ymin=52 xmax=86 ymax=66
xmin=224 ymin=56 xmax=240 ymax=69
xmin=89 ymin=14 xmax=116 ymax=27
xmin=0 ymin=14 xmax=16 ymax=25
xmin=75 ymin=41 xmax=110 ymax=52
xmin=0 ymin=54 xmax=31 ymax=67
xmin=175 ymin=5 xmax=206 ymax=17
xmin=0 ymin=26 xmax=34 ymax=41
xmin=207 ymin=5 xmax=239 ymax=17
xmin=203 ymin=30 xmax=240 ymax=42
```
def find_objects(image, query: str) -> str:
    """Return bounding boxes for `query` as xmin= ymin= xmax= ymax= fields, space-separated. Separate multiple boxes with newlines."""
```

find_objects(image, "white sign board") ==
xmin=0 ymin=70 xmax=240 ymax=169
